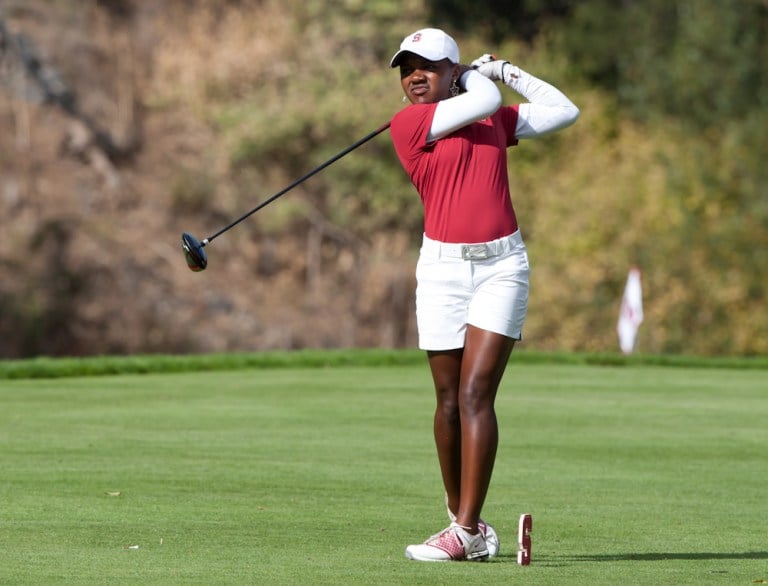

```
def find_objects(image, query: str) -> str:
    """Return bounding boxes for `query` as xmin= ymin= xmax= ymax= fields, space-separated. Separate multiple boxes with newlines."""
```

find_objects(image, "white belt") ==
xmin=422 ymin=231 xmax=522 ymax=260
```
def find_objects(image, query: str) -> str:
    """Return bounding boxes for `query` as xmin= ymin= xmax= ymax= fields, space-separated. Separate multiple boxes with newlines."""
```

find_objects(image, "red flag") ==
xmin=617 ymin=267 xmax=643 ymax=354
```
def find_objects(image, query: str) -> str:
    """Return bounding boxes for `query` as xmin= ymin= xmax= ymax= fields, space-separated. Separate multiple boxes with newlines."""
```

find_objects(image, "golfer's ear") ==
xmin=452 ymin=63 xmax=468 ymax=85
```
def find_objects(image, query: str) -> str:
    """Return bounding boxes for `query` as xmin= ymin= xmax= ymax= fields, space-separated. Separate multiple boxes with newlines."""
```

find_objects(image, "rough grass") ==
xmin=2 ymin=349 xmax=766 ymax=379
xmin=1 ymin=357 xmax=766 ymax=584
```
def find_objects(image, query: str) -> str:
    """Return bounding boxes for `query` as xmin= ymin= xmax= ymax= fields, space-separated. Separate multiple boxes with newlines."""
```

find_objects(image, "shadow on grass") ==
xmin=554 ymin=551 xmax=768 ymax=562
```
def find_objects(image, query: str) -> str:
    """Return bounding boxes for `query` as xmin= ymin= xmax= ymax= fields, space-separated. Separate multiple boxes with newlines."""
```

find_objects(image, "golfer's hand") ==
xmin=470 ymin=54 xmax=498 ymax=70
xmin=471 ymin=54 xmax=519 ymax=84
xmin=471 ymin=54 xmax=505 ymax=81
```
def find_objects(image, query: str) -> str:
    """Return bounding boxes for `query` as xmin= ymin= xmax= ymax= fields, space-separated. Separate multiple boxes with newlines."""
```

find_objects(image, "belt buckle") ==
xmin=461 ymin=244 xmax=489 ymax=260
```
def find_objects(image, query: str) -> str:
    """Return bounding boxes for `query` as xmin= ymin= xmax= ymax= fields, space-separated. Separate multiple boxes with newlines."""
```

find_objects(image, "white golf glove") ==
xmin=471 ymin=53 xmax=520 ymax=85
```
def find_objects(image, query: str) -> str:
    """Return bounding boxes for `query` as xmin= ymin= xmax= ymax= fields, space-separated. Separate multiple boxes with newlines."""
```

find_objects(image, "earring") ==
xmin=450 ymin=79 xmax=459 ymax=97
xmin=402 ymin=95 xmax=408 ymax=103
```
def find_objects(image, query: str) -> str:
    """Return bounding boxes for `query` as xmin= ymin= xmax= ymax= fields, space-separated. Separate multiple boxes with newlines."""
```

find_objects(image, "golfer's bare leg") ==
xmin=427 ymin=349 xmax=463 ymax=517
xmin=454 ymin=325 xmax=515 ymax=533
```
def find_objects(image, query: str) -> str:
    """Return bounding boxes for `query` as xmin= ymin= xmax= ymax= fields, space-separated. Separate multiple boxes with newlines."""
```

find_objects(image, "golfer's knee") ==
xmin=459 ymin=382 xmax=495 ymax=417
xmin=435 ymin=394 xmax=460 ymax=425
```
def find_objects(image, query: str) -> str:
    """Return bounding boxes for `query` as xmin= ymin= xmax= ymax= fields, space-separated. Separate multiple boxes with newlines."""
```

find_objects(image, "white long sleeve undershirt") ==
xmin=427 ymin=70 xmax=502 ymax=142
xmin=429 ymin=67 xmax=579 ymax=141
xmin=508 ymin=67 xmax=580 ymax=138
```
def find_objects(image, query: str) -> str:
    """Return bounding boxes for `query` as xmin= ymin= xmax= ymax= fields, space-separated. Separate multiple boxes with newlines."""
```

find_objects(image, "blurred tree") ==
xmin=552 ymin=0 xmax=768 ymax=128
xmin=477 ymin=0 xmax=768 ymax=355
xmin=427 ymin=0 xmax=573 ymax=43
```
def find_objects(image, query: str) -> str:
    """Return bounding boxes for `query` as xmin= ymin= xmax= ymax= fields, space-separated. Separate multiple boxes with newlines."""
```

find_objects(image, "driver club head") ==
xmin=181 ymin=232 xmax=208 ymax=272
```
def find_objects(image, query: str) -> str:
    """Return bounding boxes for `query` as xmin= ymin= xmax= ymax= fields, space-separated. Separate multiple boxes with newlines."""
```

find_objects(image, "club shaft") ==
xmin=203 ymin=121 xmax=391 ymax=245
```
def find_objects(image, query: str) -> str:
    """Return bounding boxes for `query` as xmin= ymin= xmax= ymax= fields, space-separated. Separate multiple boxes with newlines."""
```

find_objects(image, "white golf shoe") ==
xmin=478 ymin=519 xmax=500 ymax=558
xmin=405 ymin=522 xmax=489 ymax=562
xmin=445 ymin=496 xmax=500 ymax=558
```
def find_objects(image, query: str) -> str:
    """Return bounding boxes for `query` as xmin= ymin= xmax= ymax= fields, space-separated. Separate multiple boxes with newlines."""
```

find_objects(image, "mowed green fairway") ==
xmin=1 ymin=361 xmax=766 ymax=585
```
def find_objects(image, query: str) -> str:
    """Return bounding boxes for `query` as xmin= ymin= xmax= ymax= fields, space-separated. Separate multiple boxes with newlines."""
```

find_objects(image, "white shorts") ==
xmin=415 ymin=231 xmax=530 ymax=350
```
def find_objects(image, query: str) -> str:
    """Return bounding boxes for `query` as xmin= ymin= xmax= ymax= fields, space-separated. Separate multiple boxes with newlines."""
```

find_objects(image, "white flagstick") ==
xmin=617 ymin=267 xmax=644 ymax=354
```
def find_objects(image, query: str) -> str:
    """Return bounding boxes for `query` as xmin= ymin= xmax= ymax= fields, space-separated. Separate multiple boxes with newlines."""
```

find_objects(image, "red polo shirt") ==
xmin=391 ymin=102 xmax=520 ymax=244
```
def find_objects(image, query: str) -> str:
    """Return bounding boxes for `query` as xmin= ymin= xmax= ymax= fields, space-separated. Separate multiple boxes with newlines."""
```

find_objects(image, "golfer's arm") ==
xmin=427 ymin=70 xmax=501 ymax=142
xmin=509 ymin=68 xmax=580 ymax=138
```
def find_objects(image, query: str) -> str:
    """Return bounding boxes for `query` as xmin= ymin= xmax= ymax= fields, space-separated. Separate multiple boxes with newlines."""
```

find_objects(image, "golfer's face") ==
xmin=399 ymin=55 xmax=456 ymax=104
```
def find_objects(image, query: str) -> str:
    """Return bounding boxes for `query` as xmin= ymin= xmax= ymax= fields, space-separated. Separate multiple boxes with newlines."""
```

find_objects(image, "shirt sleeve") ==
xmin=507 ymin=68 xmax=580 ymax=139
xmin=499 ymin=105 xmax=521 ymax=147
xmin=390 ymin=103 xmax=438 ymax=168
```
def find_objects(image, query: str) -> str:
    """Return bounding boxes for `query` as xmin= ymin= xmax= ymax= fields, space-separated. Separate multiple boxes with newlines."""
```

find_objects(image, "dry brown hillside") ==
xmin=1 ymin=0 xmax=420 ymax=357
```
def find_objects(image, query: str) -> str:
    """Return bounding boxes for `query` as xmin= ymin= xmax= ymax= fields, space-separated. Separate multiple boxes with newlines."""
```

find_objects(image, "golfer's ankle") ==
xmin=454 ymin=521 xmax=479 ymax=535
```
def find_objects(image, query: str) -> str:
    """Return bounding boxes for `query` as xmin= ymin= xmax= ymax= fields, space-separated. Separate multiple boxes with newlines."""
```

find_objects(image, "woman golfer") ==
xmin=389 ymin=28 xmax=579 ymax=562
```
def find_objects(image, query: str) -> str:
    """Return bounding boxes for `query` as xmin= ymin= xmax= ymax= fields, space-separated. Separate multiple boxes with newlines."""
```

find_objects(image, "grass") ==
xmin=2 ymin=349 xmax=767 ymax=379
xmin=1 ymin=356 xmax=766 ymax=584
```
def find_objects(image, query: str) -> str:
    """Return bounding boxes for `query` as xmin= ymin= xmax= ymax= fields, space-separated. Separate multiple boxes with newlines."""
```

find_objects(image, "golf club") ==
xmin=181 ymin=121 xmax=391 ymax=272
